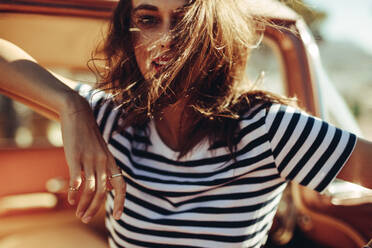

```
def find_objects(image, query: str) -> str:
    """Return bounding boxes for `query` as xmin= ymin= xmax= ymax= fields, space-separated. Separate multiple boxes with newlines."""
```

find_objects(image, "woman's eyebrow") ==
xmin=132 ymin=4 xmax=158 ymax=13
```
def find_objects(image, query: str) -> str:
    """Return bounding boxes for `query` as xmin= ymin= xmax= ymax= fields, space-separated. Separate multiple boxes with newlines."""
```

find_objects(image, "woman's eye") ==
xmin=135 ymin=15 xmax=160 ymax=28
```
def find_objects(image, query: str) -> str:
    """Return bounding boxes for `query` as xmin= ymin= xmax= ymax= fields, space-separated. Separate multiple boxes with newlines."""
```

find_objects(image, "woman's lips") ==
xmin=152 ymin=57 xmax=171 ymax=73
xmin=154 ymin=55 xmax=171 ymax=64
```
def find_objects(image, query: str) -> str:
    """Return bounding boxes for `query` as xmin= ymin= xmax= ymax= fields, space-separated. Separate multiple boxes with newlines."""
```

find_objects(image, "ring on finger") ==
xmin=109 ymin=173 xmax=122 ymax=179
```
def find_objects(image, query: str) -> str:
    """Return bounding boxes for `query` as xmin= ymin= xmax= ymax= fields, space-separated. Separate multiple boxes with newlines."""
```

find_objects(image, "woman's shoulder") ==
xmin=75 ymin=83 xmax=124 ymax=139
xmin=75 ymin=83 xmax=112 ymax=106
xmin=233 ymin=89 xmax=299 ymax=120
xmin=236 ymin=94 xmax=300 ymax=122
xmin=238 ymin=101 xmax=274 ymax=121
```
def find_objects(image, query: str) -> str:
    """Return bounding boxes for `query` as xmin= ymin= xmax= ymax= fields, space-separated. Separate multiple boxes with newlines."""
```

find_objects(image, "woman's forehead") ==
xmin=132 ymin=0 xmax=186 ymax=12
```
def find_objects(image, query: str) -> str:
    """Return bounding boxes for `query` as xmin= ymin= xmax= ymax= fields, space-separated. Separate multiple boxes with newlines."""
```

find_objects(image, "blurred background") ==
xmin=287 ymin=0 xmax=372 ymax=139
xmin=0 ymin=1 xmax=371 ymax=247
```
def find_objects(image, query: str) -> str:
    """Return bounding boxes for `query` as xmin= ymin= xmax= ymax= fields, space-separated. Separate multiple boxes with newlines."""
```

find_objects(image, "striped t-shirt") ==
xmin=76 ymin=84 xmax=356 ymax=248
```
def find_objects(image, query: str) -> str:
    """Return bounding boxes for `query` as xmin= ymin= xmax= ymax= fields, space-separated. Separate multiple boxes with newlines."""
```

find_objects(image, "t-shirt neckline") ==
xmin=149 ymin=120 xmax=181 ymax=156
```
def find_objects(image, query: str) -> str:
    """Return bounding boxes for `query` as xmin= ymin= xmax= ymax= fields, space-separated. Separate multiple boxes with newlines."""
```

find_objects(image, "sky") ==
xmin=304 ymin=0 xmax=372 ymax=56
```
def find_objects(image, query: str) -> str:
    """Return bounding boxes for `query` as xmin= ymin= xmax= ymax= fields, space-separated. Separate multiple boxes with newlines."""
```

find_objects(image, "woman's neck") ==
xmin=154 ymin=98 xmax=191 ymax=151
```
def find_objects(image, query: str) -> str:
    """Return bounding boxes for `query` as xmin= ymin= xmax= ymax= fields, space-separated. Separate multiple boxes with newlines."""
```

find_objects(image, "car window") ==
xmin=246 ymin=38 xmax=287 ymax=96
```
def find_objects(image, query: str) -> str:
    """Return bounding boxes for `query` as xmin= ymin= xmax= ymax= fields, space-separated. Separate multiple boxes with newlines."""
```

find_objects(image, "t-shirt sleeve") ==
xmin=74 ymin=83 xmax=120 ymax=142
xmin=264 ymin=103 xmax=357 ymax=193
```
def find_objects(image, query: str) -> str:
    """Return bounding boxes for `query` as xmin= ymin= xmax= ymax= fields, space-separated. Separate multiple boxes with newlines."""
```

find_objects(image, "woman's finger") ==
xmin=107 ymin=155 xmax=126 ymax=220
xmin=109 ymin=175 xmax=126 ymax=220
xmin=81 ymin=164 xmax=108 ymax=223
xmin=66 ymin=155 xmax=82 ymax=206
xmin=76 ymin=156 xmax=96 ymax=221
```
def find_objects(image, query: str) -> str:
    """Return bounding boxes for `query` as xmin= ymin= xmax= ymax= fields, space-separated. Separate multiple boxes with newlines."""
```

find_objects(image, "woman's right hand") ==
xmin=60 ymin=92 xmax=126 ymax=223
xmin=0 ymin=38 xmax=125 ymax=222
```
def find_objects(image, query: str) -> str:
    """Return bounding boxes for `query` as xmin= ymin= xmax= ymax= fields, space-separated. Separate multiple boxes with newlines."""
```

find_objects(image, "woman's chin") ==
xmin=147 ymin=66 xmax=165 ymax=79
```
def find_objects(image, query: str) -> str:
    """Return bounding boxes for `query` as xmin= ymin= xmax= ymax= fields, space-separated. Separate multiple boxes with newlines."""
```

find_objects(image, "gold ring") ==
xmin=110 ymin=173 xmax=122 ymax=179
xmin=68 ymin=186 xmax=79 ymax=191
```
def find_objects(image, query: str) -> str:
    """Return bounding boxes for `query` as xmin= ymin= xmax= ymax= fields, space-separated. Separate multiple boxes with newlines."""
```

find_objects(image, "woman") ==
xmin=0 ymin=0 xmax=371 ymax=247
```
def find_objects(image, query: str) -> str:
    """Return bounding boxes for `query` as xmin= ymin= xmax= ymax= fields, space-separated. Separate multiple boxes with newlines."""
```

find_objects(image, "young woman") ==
xmin=0 ymin=0 xmax=371 ymax=247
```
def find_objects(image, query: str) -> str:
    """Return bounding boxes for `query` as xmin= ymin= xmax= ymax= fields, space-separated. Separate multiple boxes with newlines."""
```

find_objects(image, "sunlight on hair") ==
xmin=129 ymin=27 xmax=140 ymax=32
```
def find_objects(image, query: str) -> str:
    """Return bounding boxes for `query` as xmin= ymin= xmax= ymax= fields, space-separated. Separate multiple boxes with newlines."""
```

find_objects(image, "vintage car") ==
xmin=0 ymin=0 xmax=371 ymax=247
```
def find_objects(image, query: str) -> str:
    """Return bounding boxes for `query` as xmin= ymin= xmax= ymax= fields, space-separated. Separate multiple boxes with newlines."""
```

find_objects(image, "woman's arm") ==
xmin=0 ymin=38 xmax=126 ymax=223
xmin=0 ymin=38 xmax=80 ymax=119
xmin=337 ymin=137 xmax=372 ymax=189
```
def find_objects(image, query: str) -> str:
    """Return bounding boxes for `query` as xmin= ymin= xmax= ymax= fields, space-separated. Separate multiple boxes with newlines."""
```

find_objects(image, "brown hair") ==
xmin=91 ymin=0 xmax=296 ymax=158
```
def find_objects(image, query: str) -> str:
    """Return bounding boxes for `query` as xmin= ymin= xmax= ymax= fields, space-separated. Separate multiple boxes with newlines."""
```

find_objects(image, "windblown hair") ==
xmin=91 ymin=0 xmax=296 ymax=158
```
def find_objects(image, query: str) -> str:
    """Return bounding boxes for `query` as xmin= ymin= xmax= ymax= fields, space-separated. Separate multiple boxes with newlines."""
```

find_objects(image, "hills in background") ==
xmin=318 ymin=40 xmax=372 ymax=138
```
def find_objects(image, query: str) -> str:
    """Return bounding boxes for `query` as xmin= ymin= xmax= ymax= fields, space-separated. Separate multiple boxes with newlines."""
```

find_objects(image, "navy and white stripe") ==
xmin=76 ymin=84 xmax=356 ymax=248
xmin=265 ymin=104 xmax=356 ymax=192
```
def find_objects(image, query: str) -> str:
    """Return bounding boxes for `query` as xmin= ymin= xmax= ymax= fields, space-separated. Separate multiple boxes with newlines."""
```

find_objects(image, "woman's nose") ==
xmin=160 ymin=32 xmax=172 ymax=49
xmin=159 ymin=19 xmax=173 ymax=49
xmin=161 ymin=40 xmax=170 ymax=49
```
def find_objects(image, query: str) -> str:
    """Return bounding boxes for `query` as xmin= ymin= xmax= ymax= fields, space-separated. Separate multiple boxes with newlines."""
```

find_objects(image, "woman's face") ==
xmin=131 ymin=0 xmax=186 ymax=80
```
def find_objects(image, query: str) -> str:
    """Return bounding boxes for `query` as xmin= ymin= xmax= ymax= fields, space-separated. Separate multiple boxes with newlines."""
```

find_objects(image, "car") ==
xmin=0 ymin=0 xmax=371 ymax=247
